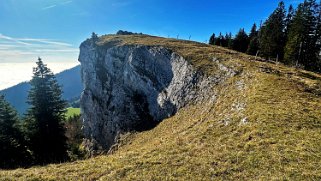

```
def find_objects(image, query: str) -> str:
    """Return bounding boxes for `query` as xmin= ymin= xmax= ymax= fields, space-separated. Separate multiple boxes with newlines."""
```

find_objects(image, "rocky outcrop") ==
xmin=79 ymin=36 xmax=235 ymax=154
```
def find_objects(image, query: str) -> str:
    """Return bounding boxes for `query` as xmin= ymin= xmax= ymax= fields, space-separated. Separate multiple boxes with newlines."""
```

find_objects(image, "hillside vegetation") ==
xmin=66 ymin=107 xmax=81 ymax=118
xmin=1 ymin=35 xmax=320 ymax=180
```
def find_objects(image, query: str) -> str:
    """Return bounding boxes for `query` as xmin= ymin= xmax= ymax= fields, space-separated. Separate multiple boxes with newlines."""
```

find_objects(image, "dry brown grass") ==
xmin=1 ymin=35 xmax=320 ymax=180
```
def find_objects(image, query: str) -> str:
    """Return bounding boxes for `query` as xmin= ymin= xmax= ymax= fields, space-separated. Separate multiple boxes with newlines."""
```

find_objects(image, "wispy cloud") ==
xmin=61 ymin=1 xmax=73 ymax=5
xmin=0 ymin=34 xmax=79 ymax=89
xmin=18 ymin=38 xmax=73 ymax=47
xmin=42 ymin=5 xmax=57 ymax=10
xmin=42 ymin=1 xmax=73 ymax=10
xmin=0 ymin=34 xmax=79 ymax=63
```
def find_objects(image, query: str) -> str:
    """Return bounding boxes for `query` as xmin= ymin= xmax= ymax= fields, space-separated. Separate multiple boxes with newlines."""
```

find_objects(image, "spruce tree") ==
xmin=259 ymin=1 xmax=286 ymax=60
xmin=284 ymin=3 xmax=305 ymax=65
xmin=232 ymin=28 xmax=249 ymax=53
xmin=224 ymin=33 xmax=231 ymax=48
xmin=285 ymin=5 xmax=295 ymax=39
xmin=246 ymin=23 xmax=259 ymax=55
xmin=313 ymin=0 xmax=321 ymax=72
xmin=226 ymin=32 xmax=234 ymax=49
xmin=24 ymin=58 xmax=68 ymax=164
xmin=215 ymin=32 xmax=224 ymax=46
xmin=209 ymin=33 xmax=215 ymax=45
xmin=284 ymin=0 xmax=320 ymax=71
xmin=0 ymin=95 xmax=29 ymax=168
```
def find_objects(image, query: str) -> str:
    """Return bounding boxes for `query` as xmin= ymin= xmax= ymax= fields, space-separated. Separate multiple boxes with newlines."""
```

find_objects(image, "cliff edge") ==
xmin=2 ymin=34 xmax=321 ymax=180
xmin=78 ymin=34 xmax=236 ymax=154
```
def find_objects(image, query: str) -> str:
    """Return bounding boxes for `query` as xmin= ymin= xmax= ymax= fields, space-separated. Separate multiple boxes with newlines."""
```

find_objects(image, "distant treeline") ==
xmin=209 ymin=0 xmax=321 ymax=73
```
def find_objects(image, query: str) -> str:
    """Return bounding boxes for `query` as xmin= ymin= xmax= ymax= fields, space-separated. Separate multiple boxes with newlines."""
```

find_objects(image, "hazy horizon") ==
xmin=0 ymin=62 xmax=79 ymax=90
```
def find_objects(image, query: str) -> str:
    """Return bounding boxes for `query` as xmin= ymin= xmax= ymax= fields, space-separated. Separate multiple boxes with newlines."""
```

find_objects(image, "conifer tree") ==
xmin=226 ymin=32 xmax=234 ymax=49
xmin=246 ymin=23 xmax=259 ymax=55
xmin=224 ymin=33 xmax=230 ymax=48
xmin=259 ymin=1 xmax=286 ymax=60
xmin=285 ymin=5 xmax=295 ymax=39
xmin=284 ymin=0 xmax=320 ymax=71
xmin=215 ymin=32 xmax=224 ymax=46
xmin=209 ymin=33 xmax=215 ymax=45
xmin=0 ymin=95 xmax=29 ymax=168
xmin=24 ymin=58 xmax=68 ymax=164
xmin=232 ymin=28 xmax=249 ymax=53
xmin=315 ymin=0 xmax=321 ymax=71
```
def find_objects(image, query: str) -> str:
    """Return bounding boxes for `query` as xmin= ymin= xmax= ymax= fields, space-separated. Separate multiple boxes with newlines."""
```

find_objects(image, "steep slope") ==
xmin=1 ymin=35 xmax=320 ymax=180
xmin=0 ymin=65 xmax=83 ymax=115
xmin=79 ymin=35 xmax=236 ymax=154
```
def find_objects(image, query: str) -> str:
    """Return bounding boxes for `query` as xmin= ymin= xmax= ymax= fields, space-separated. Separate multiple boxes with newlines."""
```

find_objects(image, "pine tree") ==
xmin=232 ymin=28 xmax=249 ymax=53
xmin=224 ymin=33 xmax=231 ymax=48
xmin=285 ymin=5 xmax=295 ymax=39
xmin=284 ymin=3 xmax=305 ymax=65
xmin=209 ymin=33 xmax=215 ymax=45
xmin=284 ymin=0 xmax=320 ymax=71
xmin=259 ymin=1 xmax=286 ymax=60
xmin=246 ymin=23 xmax=259 ymax=55
xmin=227 ymin=32 xmax=234 ymax=49
xmin=313 ymin=0 xmax=321 ymax=73
xmin=215 ymin=32 xmax=224 ymax=46
xmin=24 ymin=58 xmax=68 ymax=164
xmin=0 ymin=95 xmax=29 ymax=168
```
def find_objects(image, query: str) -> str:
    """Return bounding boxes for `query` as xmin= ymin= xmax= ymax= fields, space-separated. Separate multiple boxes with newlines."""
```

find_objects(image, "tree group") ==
xmin=0 ymin=58 xmax=77 ymax=168
xmin=209 ymin=0 xmax=321 ymax=73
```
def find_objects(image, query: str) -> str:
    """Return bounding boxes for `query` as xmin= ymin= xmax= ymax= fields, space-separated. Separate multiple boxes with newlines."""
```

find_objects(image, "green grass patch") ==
xmin=65 ymin=107 xmax=80 ymax=118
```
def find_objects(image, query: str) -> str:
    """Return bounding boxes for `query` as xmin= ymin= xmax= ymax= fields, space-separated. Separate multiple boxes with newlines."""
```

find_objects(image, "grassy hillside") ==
xmin=1 ymin=35 xmax=320 ymax=180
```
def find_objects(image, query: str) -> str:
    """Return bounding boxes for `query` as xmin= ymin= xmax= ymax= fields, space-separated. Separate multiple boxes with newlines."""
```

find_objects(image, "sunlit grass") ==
xmin=1 ymin=35 xmax=320 ymax=180
xmin=65 ymin=107 xmax=80 ymax=118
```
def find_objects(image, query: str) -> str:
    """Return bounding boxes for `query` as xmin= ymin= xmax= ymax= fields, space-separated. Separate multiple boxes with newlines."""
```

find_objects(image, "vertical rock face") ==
xmin=79 ymin=37 xmax=233 ymax=154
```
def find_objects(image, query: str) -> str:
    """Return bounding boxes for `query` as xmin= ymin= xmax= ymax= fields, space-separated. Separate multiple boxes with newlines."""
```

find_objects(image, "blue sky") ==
xmin=0 ymin=0 xmax=302 ymax=63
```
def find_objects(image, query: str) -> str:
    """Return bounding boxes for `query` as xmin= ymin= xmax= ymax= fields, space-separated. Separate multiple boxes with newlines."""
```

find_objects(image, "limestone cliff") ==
xmin=79 ymin=34 xmax=235 ymax=154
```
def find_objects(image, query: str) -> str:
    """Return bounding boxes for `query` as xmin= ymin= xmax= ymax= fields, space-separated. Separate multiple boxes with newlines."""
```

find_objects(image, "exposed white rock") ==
xmin=78 ymin=36 xmax=235 ymax=154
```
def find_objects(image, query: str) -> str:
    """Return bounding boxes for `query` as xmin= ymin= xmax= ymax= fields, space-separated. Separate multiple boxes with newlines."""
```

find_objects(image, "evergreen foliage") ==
xmin=259 ymin=1 xmax=286 ymax=60
xmin=284 ymin=0 xmax=321 ymax=71
xmin=215 ymin=32 xmax=225 ymax=46
xmin=65 ymin=114 xmax=85 ymax=161
xmin=209 ymin=33 xmax=215 ymax=45
xmin=246 ymin=23 xmax=259 ymax=55
xmin=225 ymin=32 xmax=233 ymax=49
xmin=232 ymin=28 xmax=249 ymax=53
xmin=285 ymin=5 xmax=295 ymax=40
xmin=24 ymin=58 xmax=68 ymax=164
xmin=0 ymin=95 xmax=29 ymax=168
xmin=208 ymin=1 xmax=321 ymax=73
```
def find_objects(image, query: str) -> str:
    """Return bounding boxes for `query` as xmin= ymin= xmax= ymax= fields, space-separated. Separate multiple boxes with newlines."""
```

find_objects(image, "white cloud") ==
xmin=0 ymin=34 xmax=79 ymax=89
xmin=17 ymin=38 xmax=73 ymax=47
xmin=0 ymin=34 xmax=79 ymax=63
xmin=42 ymin=5 xmax=57 ymax=10
xmin=61 ymin=1 xmax=73 ymax=5
xmin=42 ymin=1 xmax=73 ymax=10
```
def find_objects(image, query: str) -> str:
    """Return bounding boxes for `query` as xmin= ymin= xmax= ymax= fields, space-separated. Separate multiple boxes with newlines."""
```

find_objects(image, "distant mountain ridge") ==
xmin=0 ymin=65 xmax=83 ymax=115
